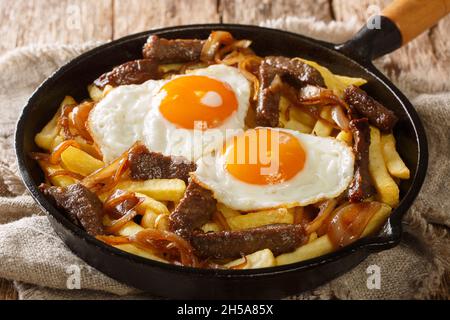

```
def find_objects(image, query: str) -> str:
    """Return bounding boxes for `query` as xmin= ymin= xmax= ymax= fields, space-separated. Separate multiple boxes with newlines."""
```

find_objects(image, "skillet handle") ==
xmin=336 ymin=0 xmax=450 ymax=61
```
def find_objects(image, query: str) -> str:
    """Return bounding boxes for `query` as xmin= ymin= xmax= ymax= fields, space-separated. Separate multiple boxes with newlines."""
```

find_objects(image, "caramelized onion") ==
xmin=48 ymin=170 xmax=84 ymax=180
xmin=305 ymin=199 xmax=337 ymax=234
xmin=70 ymin=101 xmax=95 ymax=142
xmin=58 ymin=104 xmax=76 ymax=139
xmin=132 ymin=228 xmax=199 ymax=267
xmin=331 ymin=105 xmax=350 ymax=131
xmin=104 ymin=208 xmax=139 ymax=234
xmin=298 ymin=85 xmax=348 ymax=109
xmin=238 ymin=55 xmax=262 ymax=101
xmin=96 ymin=235 xmax=132 ymax=245
xmin=214 ymin=39 xmax=252 ymax=64
xmin=82 ymin=142 xmax=140 ymax=191
xmin=230 ymin=255 xmax=248 ymax=270
xmin=328 ymin=201 xmax=382 ymax=248
xmin=212 ymin=210 xmax=230 ymax=231
xmin=200 ymin=31 xmax=234 ymax=62
xmin=293 ymin=206 xmax=304 ymax=225
xmin=104 ymin=189 xmax=140 ymax=219
xmin=49 ymin=140 xmax=81 ymax=164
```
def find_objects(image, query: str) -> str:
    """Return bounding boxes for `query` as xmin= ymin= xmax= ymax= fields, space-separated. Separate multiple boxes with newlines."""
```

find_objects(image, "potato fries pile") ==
xmin=33 ymin=46 xmax=410 ymax=269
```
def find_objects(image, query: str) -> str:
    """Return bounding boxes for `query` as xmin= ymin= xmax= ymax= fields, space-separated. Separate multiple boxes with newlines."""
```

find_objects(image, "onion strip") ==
xmin=132 ymin=228 xmax=199 ymax=267
xmin=305 ymin=199 xmax=337 ymax=234
xmin=328 ymin=202 xmax=381 ymax=248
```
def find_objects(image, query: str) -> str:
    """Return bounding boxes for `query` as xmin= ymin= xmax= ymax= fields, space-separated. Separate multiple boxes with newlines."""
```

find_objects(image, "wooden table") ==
xmin=1 ymin=0 xmax=449 ymax=300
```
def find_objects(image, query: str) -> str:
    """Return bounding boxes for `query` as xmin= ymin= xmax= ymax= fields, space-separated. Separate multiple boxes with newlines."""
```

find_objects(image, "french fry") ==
xmin=336 ymin=130 xmax=353 ymax=145
xmin=159 ymin=63 xmax=183 ymax=73
xmin=308 ymin=232 xmax=318 ymax=243
xmin=312 ymin=119 xmax=333 ymax=137
xmin=225 ymin=249 xmax=276 ymax=269
xmin=103 ymin=85 xmax=114 ymax=97
xmin=276 ymin=203 xmax=392 ymax=265
xmin=60 ymin=146 xmax=104 ymax=176
xmin=116 ymin=221 xmax=144 ymax=237
xmin=35 ymin=96 xmax=76 ymax=151
xmin=154 ymin=214 xmax=170 ymax=231
xmin=88 ymin=84 xmax=103 ymax=102
xmin=217 ymin=202 xmax=240 ymax=219
xmin=201 ymin=222 xmax=222 ymax=233
xmin=38 ymin=161 xmax=76 ymax=187
xmin=279 ymin=96 xmax=313 ymax=133
xmin=361 ymin=203 xmax=392 ymax=237
xmin=141 ymin=209 xmax=158 ymax=229
xmin=88 ymin=84 xmax=114 ymax=101
xmin=115 ymin=179 xmax=186 ymax=202
xmin=113 ymin=243 xmax=168 ymax=263
xmin=369 ymin=127 xmax=400 ymax=207
xmin=227 ymin=208 xmax=293 ymax=231
xmin=296 ymin=58 xmax=367 ymax=97
xmin=319 ymin=106 xmax=333 ymax=122
xmin=290 ymin=107 xmax=316 ymax=127
xmin=380 ymin=133 xmax=410 ymax=179
xmin=284 ymin=119 xmax=312 ymax=134
xmin=135 ymin=193 xmax=170 ymax=216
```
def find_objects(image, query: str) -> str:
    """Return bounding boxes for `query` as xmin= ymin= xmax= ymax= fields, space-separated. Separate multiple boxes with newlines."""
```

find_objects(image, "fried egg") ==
xmin=143 ymin=64 xmax=250 ymax=160
xmin=89 ymin=64 xmax=250 ymax=162
xmin=193 ymin=128 xmax=355 ymax=211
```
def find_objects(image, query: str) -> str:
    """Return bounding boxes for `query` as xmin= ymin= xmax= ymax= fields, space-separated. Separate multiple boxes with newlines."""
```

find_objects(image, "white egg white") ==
xmin=88 ymin=79 xmax=165 ymax=163
xmin=88 ymin=64 xmax=251 ymax=163
xmin=193 ymin=128 xmax=355 ymax=211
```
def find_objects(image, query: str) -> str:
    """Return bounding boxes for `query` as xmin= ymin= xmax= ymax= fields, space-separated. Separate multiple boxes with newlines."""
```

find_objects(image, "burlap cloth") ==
xmin=0 ymin=18 xmax=448 ymax=300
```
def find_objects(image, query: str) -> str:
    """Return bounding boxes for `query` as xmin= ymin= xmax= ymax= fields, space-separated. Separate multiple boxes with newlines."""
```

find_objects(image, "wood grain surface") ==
xmin=0 ymin=0 xmax=449 ymax=300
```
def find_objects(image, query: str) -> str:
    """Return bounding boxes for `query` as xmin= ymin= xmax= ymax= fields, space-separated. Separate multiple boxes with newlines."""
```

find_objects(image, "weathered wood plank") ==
xmin=0 ymin=0 xmax=113 ymax=55
xmin=113 ymin=0 xmax=221 ymax=39
xmin=221 ymin=0 xmax=333 ymax=24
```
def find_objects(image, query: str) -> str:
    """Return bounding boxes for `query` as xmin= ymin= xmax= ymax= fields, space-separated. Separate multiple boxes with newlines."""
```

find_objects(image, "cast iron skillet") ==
xmin=16 ymin=0 xmax=449 ymax=298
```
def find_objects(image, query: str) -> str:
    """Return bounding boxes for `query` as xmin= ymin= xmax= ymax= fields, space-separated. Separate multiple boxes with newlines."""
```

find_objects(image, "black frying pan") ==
xmin=15 ymin=0 xmax=448 ymax=298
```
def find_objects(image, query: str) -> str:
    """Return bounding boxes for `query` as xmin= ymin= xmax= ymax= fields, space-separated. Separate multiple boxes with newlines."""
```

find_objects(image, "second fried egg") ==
xmin=193 ymin=127 xmax=355 ymax=211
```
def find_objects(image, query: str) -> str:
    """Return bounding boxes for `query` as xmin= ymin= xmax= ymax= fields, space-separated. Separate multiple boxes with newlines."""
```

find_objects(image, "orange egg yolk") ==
xmin=159 ymin=75 xmax=238 ymax=129
xmin=224 ymin=128 xmax=306 ymax=185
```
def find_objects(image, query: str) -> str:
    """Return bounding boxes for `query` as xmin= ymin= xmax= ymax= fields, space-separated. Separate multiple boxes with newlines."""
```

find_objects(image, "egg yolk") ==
xmin=159 ymin=75 xmax=238 ymax=129
xmin=224 ymin=128 xmax=306 ymax=185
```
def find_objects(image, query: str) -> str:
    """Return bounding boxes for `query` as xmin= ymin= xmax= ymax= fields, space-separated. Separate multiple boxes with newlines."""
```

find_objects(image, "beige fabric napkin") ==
xmin=0 ymin=18 xmax=448 ymax=300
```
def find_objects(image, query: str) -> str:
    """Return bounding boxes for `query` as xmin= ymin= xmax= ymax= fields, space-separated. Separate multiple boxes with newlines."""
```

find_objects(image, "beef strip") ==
xmin=143 ymin=35 xmax=204 ymax=63
xmin=40 ymin=183 xmax=104 ymax=236
xmin=169 ymin=181 xmax=217 ymax=239
xmin=191 ymin=223 xmax=306 ymax=259
xmin=94 ymin=59 xmax=159 ymax=89
xmin=256 ymin=56 xmax=325 ymax=127
xmin=128 ymin=144 xmax=196 ymax=183
xmin=347 ymin=118 xmax=374 ymax=202
xmin=343 ymin=85 xmax=398 ymax=132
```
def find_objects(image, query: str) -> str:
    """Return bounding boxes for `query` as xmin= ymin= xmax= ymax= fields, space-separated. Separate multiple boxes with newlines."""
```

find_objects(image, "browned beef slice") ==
xmin=343 ymin=85 xmax=398 ymax=132
xmin=263 ymin=56 xmax=325 ymax=88
xmin=191 ymin=224 xmax=306 ymax=259
xmin=40 ymin=183 xmax=104 ymax=236
xmin=255 ymin=56 xmax=325 ymax=127
xmin=94 ymin=59 xmax=159 ymax=89
xmin=169 ymin=181 xmax=217 ymax=239
xmin=347 ymin=118 xmax=374 ymax=202
xmin=143 ymin=35 xmax=204 ymax=63
xmin=128 ymin=144 xmax=196 ymax=183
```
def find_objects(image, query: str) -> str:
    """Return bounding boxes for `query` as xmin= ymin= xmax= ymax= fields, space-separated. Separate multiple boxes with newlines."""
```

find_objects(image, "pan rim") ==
xmin=14 ymin=23 xmax=428 ymax=278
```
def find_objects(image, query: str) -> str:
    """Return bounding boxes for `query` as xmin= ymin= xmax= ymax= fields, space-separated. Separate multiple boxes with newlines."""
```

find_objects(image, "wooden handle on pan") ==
xmin=382 ymin=0 xmax=450 ymax=45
